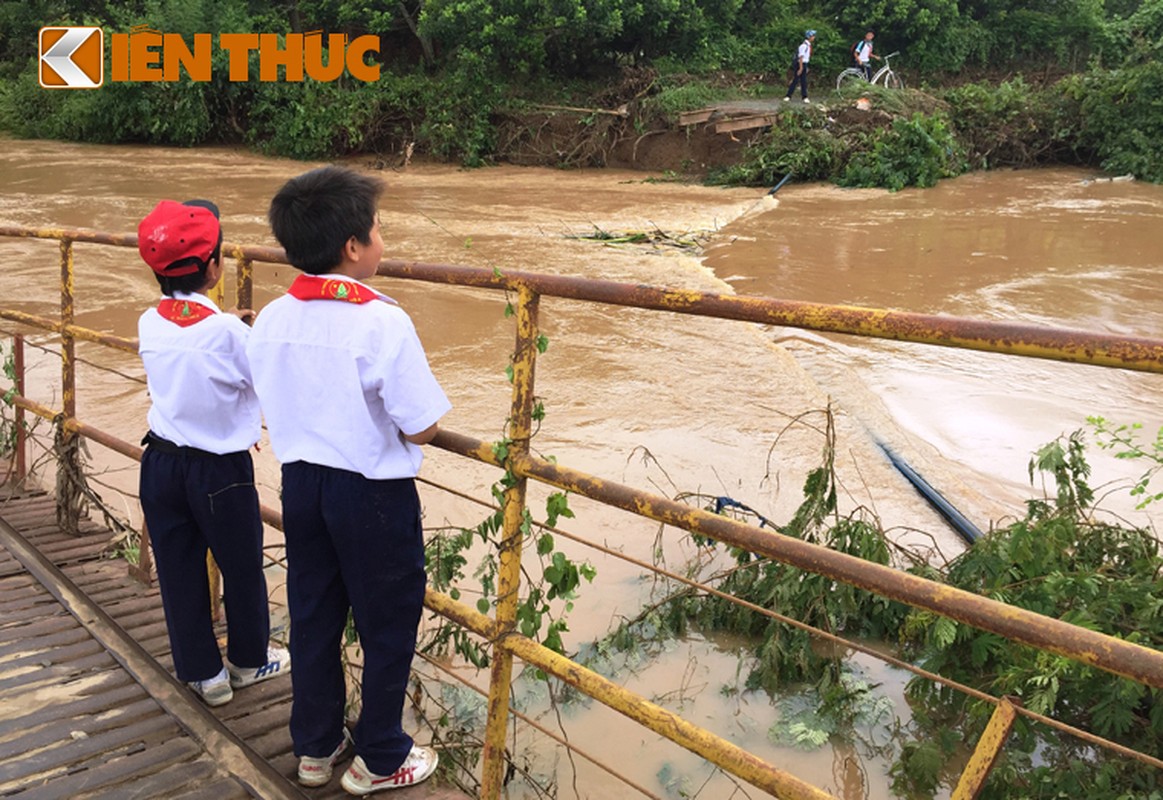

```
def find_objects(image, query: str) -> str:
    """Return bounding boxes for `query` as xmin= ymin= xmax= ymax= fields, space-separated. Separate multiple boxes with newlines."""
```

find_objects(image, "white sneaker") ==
xmin=782 ymin=96 xmax=790 ymax=102
xmin=340 ymin=747 xmax=439 ymax=795
xmin=228 ymin=644 xmax=290 ymax=688
xmin=299 ymin=729 xmax=353 ymax=787
xmin=187 ymin=666 xmax=233 ymax=707
xmin=803 ymin=97 xmax=811 ymax=103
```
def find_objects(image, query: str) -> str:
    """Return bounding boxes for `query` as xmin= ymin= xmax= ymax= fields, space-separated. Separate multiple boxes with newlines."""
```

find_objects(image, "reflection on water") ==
xmin=3 ymin=140 xmax=1163 ymax=798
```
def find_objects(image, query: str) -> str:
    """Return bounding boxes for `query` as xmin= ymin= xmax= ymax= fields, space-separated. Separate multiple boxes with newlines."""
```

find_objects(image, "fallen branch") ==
xmin=536 ymin=103 xmax=630 ymax=118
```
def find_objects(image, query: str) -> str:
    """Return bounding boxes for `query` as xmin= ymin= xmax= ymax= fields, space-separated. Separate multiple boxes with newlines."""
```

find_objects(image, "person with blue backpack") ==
xmin=852 ymin=29 xmax=880 ymax=80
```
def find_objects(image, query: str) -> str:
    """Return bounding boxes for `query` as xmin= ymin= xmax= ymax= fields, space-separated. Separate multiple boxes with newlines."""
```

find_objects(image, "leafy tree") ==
xmin=1067 ymin=60 xmax=1163 ymax=181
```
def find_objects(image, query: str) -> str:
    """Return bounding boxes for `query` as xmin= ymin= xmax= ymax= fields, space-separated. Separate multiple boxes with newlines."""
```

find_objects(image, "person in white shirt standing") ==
xmin=854 ymin=29 xmax=880 ymax=81
xmin=247 ymin=166 xmax=449 ymax=794
xmin=784 ymin=29 xmax=817 ymax=103
xmin=137 ymin=199 xmax=290 ymax=708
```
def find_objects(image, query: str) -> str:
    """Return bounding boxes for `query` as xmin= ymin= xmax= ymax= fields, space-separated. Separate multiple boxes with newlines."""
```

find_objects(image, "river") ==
xmin=2 ymin=139 xmax=1161 ymax=798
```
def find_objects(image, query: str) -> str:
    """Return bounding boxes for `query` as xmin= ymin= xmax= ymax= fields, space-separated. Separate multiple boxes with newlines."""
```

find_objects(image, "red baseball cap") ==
xmin=138 ymin=199 xmax=221 ymax=276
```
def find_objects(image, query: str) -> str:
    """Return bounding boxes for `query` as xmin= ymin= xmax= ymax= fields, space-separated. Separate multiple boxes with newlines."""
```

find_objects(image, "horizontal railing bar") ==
xmin=422 ymin=589 xmax=835 ymax=800
xmin=501 ymin=631 xmax=835 ymax=799
xmin=17 ymin=405 xmax=1163 ymax=697
xmin=372 ymin=260 xmax=1163 ymax=373
xmin=8 ymin=397 xmax=1161 ymax=777
xmin=0 ymin=225 xmax=288 ymax=264
xmin=430 ymin=429 xmax=1163 ymax=690
xmin=0 ymin=310 xmax=138 ymax=354
xmin=414 ymin=651 xmax=666 ymax=800
xmin=9 ymin=394 xmax=285 ymax=531
xmin=5 ymin=224 xmax=1163 ymax=372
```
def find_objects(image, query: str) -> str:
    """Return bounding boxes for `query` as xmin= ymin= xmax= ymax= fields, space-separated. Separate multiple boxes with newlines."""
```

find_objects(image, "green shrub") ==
xmin=246 ymin=79 xmax=378 ymax=160
xmin=0 ymin=70 xmax=212 ymax=145
xmin=706 ymin=111 xmax=841 ymax=187
xmin=944 ymin=78 xmax=1080 ymax=169
xmin=839 ymin=112 xmax=965 ymax=190
xmin=414 ymin=54 xmax=501 ymax=167
xmin=1068 ymin=62 xmax=1163 ymax=181
xmin=892 ymin=432 xmax=1163 ymax=799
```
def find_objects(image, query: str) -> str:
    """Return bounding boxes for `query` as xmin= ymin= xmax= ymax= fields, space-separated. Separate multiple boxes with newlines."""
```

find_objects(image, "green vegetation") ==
xmin=586 ymin=420 xmax=1163 ymax=798
xmin=840 ymin=113 xmax=965 ymax=190
xmin=421 ymin=295 xmax=594 ymax=671
xmin=1 ymin=341 xmax=20 ymax=468
xmin=891 ymin=430 xmax=1162 ymax=797
xmin=2 ymin=0 xmax=1162 ymax=186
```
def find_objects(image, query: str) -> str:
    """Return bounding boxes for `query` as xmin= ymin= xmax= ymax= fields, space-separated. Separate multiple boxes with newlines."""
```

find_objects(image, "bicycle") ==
xmin=835 ymin=51 xmax=904 ymax=91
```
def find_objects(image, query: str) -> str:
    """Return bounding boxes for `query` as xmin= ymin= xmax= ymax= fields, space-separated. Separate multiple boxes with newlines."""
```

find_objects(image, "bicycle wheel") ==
xmin=836 ymin=68 xmax=865 ymax=92
xmin=882 ymin=70 xmax=905 ymax=90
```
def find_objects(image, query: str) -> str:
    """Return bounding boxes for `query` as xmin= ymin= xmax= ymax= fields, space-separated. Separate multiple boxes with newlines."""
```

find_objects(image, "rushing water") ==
xmin=2 ymin=139 xmax=1162 ymax=798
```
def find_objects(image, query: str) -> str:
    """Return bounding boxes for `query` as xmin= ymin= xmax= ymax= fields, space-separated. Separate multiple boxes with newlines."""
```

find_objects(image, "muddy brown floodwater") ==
xmin=3 ymin=139 xmax=1162 ymax=799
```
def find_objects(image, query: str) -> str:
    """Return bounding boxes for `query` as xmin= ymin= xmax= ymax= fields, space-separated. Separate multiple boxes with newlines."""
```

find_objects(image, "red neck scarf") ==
xmin=157 ymin=298 xmax=214 ymax=327
xmin=287 ymin=275 xmax=394 ymax=305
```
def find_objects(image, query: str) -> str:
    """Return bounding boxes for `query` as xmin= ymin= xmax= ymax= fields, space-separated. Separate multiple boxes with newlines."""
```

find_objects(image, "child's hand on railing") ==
xmin=226 ymin=307 xmax=256 ymax=324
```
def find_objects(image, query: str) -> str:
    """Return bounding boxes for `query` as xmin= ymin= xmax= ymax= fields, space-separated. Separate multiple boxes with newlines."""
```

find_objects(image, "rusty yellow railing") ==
xmin=3 ymin=223 xmax=1162 ymax=800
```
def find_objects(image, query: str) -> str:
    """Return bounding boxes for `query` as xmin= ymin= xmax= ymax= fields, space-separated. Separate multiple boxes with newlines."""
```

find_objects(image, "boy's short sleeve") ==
xmin=374 ymin=310 xmax=450 ymax=436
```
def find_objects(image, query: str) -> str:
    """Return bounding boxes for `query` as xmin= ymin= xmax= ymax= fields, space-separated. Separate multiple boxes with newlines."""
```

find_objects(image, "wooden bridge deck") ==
xmin=0 ymin=489 xmax=471 ymax=800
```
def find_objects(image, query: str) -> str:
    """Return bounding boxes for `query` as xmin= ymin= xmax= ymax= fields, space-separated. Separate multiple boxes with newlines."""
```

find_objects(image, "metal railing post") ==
xmin=56 ymin=238 xmax=82 ymax=533
xmin=236 ymin=255 xmax=254 ymax=313
xmin=209 ymin=264 xmax=226 ymax=310
xmin=481 ymin=284 xmax=540 ymax=799
xmin=952 ymin=697 xmax=1020 ymax=799
xmin=13 ymin=333 xmax=26 ymax=484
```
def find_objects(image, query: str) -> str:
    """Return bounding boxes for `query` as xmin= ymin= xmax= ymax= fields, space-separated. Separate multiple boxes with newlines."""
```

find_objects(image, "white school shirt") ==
xmin=856 ymin=40 xmax=874 ymax=64
xmin=798 ymin=40 xmax=812 ymax=63
xmin=138 ymin=291 xmax=262 ymax=454
xmin=246 ymin=276 xmax=450 ymax=480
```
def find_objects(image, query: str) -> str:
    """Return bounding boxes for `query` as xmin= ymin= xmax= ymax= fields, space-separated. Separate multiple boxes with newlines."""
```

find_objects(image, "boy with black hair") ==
xmin=247 ymin=166 xmax=449 ymax=793
xmin=137 ymin=199 xmax=290 ymax=708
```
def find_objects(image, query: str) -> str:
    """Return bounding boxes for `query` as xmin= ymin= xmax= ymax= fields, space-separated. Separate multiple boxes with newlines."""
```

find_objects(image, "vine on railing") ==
xmin=423 ymin=293 xmax=594 ymax=669
xmin=1 ymin=340 xmax=18 ymax=483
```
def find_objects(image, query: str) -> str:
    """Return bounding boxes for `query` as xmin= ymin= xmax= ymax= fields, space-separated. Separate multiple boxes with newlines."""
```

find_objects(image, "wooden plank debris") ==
xmin=678 ymin=108 xmax=716 ymax=126
xmin=715 ymin=114 xmax=778 ymax=134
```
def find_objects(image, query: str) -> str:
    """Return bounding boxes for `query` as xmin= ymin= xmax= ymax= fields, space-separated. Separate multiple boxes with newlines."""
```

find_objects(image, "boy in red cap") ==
xmin=247 ymin=167 xmax=448 ymax=793
xmin=137 ymin=199 xmax=290 ymax=707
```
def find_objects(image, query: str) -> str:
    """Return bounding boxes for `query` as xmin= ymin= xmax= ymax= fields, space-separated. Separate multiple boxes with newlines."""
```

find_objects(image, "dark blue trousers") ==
xmin=139 ymin=441 xmax=269 ymax=682
xmin=281 ymin=461 xmax=426 ymax=776
xmin=785 ymin=62 xmax=810 ymax=98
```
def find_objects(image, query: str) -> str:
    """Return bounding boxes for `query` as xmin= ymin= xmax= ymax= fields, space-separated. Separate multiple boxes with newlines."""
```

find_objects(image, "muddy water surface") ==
xmin=706 ymin=171 xmax=1163 ymax=524
xmin=3 ymin=140 xmax=1162 ymax=799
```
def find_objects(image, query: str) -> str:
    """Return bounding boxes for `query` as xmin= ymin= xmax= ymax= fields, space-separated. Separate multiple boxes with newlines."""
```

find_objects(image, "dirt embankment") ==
xmin=482 ymin=67 xmax=753 ymax=174
xmin=482 ymin=67 xmax=914 ymax=176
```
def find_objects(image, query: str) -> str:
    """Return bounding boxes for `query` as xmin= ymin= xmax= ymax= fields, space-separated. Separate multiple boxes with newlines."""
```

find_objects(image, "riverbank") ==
xmin=5 ymin=61 xmax=1162 ymax=189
